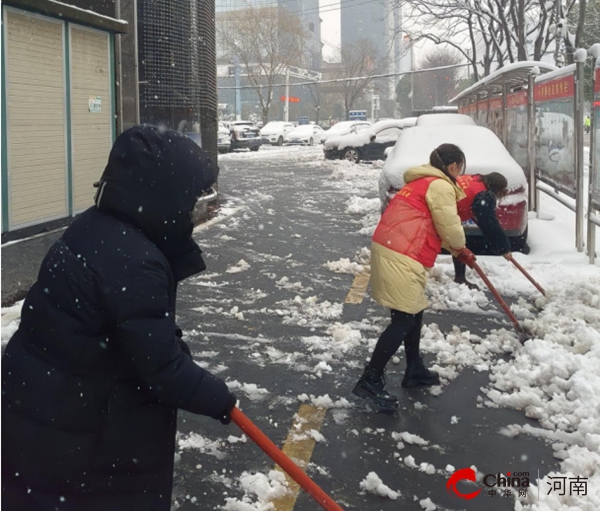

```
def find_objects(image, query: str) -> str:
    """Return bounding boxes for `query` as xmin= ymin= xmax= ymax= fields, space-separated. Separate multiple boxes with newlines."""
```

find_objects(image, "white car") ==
xmin=379 ymin=124 xmax=529 ymax=250
xmin=217 ymin=122 xmax=231 ymax=154
xmin=323 ymin=118 xmax=417 ymax=163
xmin=415 ymin=113 xmax=477 ymax=127
xmin=284 ymin=125 xmax=326 ymax=145
xmin=259 ymin=121 xmax=296 ymax=146
xmin=322 ymin=120 xmax=372 ymax=142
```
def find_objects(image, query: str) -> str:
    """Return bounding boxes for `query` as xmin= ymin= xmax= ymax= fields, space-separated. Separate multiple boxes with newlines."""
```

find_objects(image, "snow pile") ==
xmin=427 ymin=266 xmax=491 ymax=313
xmin=297 ymin=393 xmax=353 ymax=410
xmin=301 ymin=323 xmax=364 ymax=365
xmin=223 ymin=470 xmax=290 ymax=511
xmin=226 ymin=260 xmax=251 ymax=274
xmin=177 ymin=433 xmax=226 ymax=459
xmin=226 ymin=380 xmax=269 ymax=402
xmin=345 ymin=196 xmax=381 ymax=236
xmin=419 ymin=497 xmax=437 ymax=511
xmin=359 ymin=472 xmax=400 ymax=500
xmin=325 ymin=258 xmax=364 ymax=275
xmin=1 ymin=300 xmax=23 ymax=346
xmin=482 ymin=276 xmax=600 ymax=511
xmin=277 ymin=296 xmax=343 ymax=327
xmin=391 ymin=431 xmax=429 ymax=447
xmin=325 ymin=130 xmax=375 ymax=150
xmin=275 ymin=276 xmax=307 ymax=291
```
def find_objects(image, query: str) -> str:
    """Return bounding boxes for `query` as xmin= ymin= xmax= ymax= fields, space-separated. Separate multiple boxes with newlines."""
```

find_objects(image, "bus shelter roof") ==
xmin=450 ymin=62 xmax=558 ymax=104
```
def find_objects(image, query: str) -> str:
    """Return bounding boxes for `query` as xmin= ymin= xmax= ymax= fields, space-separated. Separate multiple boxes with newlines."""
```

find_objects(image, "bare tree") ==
xmin=217 ymin=6 xmax=306 ymax=123
xmin=307 ymin=83 xmax=321 ymax=124
xmin=399 ymin=0 xmax=586 ymax=78
xmin=334 ymin=39 xmax=387 ymax=119
xmin=412 ymin=47 xmax=463 ymax=110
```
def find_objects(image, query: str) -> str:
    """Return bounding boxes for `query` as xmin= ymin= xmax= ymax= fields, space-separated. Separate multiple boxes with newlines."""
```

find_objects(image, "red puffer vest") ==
xmin=372 ymin=177 xmax=442 ymax=268
xmin=456 ymin=175 xmax=487 ymax=222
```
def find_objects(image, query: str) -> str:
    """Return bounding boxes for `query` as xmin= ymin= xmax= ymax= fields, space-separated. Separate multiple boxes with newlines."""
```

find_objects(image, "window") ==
xmin=309 ymin=21 xmax=315 ymax=32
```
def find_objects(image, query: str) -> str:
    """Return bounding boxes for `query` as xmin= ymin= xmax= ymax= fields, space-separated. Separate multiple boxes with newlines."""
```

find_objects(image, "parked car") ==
xmin=321 ymin=120 xmax=372 ymax=142
xmin=323 ymin=118 xmax=417 ymax=163
xmin=229 ymin=121 xmax=262 ymax=152
xmin=284 ymin=125 xmax=326 ymax=145
xmin=259 ymin=121 xmax=295 ymax=145
xmin=379 ymin=124 xmax=529 ymax=251
xmin=415 ymin=113 xmax=477 ymax=127
xmin=217 ymin=122 xmax=231 ymax=153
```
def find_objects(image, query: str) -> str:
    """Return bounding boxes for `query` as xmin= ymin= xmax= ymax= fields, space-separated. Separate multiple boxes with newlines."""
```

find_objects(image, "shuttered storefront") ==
xmin=70 ymin=26 xmax=112 ymax=213
xmin=2 ymin=7 xmax=115 ymax=232
xmin=4 ymin=9 xmax=68 ymax=228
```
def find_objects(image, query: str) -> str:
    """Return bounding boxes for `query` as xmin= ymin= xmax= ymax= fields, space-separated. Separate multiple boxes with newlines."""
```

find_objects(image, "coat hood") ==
xmin=95 ymin=125 xmax=218 ymax=280
xmin=403 ymin=164 xmax=466 ymax=201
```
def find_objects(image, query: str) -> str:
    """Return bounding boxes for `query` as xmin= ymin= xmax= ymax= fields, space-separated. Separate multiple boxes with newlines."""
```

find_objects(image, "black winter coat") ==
xmin=470 ymin=190 xmax=511 ymax=255
xmin=2 ymin=126 xmax=229 ymax=511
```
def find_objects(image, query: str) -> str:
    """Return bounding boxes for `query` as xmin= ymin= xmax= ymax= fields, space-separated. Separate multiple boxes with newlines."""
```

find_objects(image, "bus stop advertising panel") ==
xmin=534 ymin=70 xmax=576 ymax=197
xmin=506 ymin=91 xmax=529 ymax=171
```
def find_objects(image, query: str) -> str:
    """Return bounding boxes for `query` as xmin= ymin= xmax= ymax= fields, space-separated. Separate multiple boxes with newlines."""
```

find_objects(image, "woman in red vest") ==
xmin=453 ymin=173 xmax=512 ymax=289
xmin=353 ymin=144 xmax=476 ymax=410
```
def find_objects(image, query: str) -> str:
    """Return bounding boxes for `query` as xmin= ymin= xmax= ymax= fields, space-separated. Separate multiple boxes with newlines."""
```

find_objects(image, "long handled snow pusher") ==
xmin=508 ymin=256 xmax=546 ymax=296
xmin=471 ymin=262 xmax=532 ymax=343
xmin=231 ymin=407 xmax=345 ymax=511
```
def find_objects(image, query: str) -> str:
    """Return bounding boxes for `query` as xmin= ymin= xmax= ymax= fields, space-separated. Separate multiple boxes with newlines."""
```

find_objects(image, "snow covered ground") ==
xmin=2 ymin=144 xmax=599 ymax=511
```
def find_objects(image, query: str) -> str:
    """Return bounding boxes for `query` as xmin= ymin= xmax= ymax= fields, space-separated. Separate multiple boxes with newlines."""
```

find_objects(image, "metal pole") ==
xmin=284 ymin=68 xmax=290 ymax=122
xmin=410 ymin=71 xmax=414 ymax=115
xmin=234 ymin=57 xmax=241 ymax=121
xmin=575 ymin=59 xmax=585 ymax=252
xmin=589 ymin=63 xmax=598 ymax=264
xmin=527 ymin=72 xmax=537 ymax=211
xmin=502 ymin=83 xmax=509 ymax=147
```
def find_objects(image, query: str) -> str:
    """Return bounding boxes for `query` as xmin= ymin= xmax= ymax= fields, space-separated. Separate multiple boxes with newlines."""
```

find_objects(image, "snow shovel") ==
xmin=471 ymin=262 xmax=531 ymax=343
xmin=507 ymin=255 xmax=546 ymax=296
xmin=231 ymin=407 xmax=345 ymax=511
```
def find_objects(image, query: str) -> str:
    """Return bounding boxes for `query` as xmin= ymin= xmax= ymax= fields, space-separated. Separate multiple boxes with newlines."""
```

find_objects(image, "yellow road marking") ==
xmin=269 ymin=404 xmax=327 ymax=510
xmin=344 ymin=269 xmax=371 ymax=304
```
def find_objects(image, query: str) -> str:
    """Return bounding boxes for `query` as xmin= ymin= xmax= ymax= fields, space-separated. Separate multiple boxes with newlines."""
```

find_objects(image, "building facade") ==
xmin=1 ymin=0 xmax=133 ymax=239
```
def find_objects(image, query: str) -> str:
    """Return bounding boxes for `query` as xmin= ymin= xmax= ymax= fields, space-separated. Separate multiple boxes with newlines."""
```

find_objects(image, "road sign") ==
xmin=349 ymin=110 xmax=368 ymax=121
xmin=297 ymin=116 xmax=310 ymax=125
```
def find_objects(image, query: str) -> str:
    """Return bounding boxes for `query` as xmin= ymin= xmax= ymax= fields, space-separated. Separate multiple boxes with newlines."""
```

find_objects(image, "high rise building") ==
xmin=340 ymin=0 xmax=405 ymax=101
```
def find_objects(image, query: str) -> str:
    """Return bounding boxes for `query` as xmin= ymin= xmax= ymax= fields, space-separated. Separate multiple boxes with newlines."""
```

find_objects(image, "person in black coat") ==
xmin=2 ymin=125 xmax=237 ymax=511
xmin=453 ymin=173 xmax=513 ymax=289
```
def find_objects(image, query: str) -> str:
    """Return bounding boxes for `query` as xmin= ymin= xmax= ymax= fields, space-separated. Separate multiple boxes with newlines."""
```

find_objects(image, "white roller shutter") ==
xmin=70 ymin=26 xmax=112 ymax=213
xmin=5 ymin=9 xmax=68 ymax=228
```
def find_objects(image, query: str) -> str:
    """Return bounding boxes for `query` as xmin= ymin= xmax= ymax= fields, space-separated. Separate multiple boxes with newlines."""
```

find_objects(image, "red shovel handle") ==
xmin=230 ymin=407 xmax=345 ymax=511
xmin=509 ymin=257 xmax=546 ymax=296
xmin=472 ymin=261 xmax=523 ymax=333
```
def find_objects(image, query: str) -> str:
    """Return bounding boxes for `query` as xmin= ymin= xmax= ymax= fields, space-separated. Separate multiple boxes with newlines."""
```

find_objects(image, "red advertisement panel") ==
xmin=507 ymin=91 xmax=527 ymax=108
xmin=595 ymin=68 xmax=600 ymax=94
xmin=489 ymin=97 xmax=502 ymax=110
xmin=534 ymin=75 xmax=574 ymax=102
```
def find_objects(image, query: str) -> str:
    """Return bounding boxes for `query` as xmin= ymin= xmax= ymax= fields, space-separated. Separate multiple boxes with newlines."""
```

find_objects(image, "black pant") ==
xmin=453 ymin=256 xmax=467 ymax=279
xmin=368 ymin=309 xmax=423 ymax=372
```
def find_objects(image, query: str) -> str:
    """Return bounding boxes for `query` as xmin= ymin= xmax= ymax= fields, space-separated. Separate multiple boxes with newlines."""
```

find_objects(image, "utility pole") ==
xmin=234 ymin=56 xmax=241 ymax=120
xmin=284 ymin=68 xmax=290 ymax=122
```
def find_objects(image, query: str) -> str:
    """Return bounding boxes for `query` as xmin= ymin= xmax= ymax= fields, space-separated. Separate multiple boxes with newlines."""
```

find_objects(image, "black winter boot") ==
xmin=402 ymin=355 xmax=440 ymax=388
xmin=352 ymin=365 xmax=398 ymax=409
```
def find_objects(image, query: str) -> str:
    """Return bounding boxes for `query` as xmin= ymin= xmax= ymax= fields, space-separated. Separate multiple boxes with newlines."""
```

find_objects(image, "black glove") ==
xmin=219 ymin=392 xmax=238 ymax=426
xmin=191 ymin=372 xmax=237 ymax=425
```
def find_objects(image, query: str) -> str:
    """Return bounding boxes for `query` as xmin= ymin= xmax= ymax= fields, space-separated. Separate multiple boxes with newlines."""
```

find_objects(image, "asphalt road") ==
xmin=171 ymin=146 xmax=558 ymax=511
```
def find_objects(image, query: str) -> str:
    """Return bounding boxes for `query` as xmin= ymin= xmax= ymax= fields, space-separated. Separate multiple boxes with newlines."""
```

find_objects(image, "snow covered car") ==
xmin=229 ymin=121 xmax=262 ymax=152
xmin=284 ymin=125 xmax=326 ymax=145
xmin=379 ymin=124 xmax=529 ymax=251
xmin=415 ymin=113 xmax=477 ymax=127
xmin=321 ymin=120 xmax=372 ymax=143
xmin=259 ymin=121 xmax=295 ymax=146
xmin=323 ymin=118 xmax=417 ymax=163
xmin=217 ymin=122 xmax=231 ymax=153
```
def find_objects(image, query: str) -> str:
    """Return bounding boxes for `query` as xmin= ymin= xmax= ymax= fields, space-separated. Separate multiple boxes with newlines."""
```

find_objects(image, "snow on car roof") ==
xmin=371 ymin=118 xmax=417 ymax=131
xmin=326 ymin=121 xmax=371 ymax=133
xmin=416 ymin=114 xmax=477 ymax=127
xmin=289 ymin=125 xmax=317 ymax=134
xmin=382 ymin=124 xmax=527 ymax=189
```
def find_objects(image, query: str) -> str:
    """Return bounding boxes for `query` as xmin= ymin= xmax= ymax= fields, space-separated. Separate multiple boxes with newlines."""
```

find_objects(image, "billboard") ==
xmin=534 ymin=72 xmax=576 ymax=197
xmin=592 ymin=66 xmax=600 ymax=210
